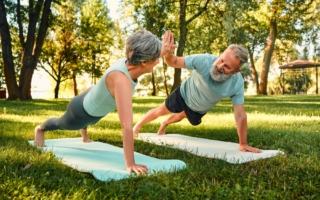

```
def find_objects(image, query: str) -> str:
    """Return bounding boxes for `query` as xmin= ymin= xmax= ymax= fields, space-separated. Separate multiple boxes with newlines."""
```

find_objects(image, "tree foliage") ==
xmin=2 ymin=0 xmax=320 ymax=98
xmin=80 ymin=0 xmax=115 ymax=84
xmin=257 ymin=0 xmax=318 ymax=94
xmin=122 ymin=0 xmax=212 ymax=93
xmin=38 ymin=0 xmax=115 ymax=98
xmin=38 ymin=0 xmax=80 ymax=98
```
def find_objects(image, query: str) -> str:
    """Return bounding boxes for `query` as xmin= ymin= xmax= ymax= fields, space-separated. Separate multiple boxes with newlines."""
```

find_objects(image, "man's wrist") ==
xmin=164 ymin=52 xmax=174 ymax=57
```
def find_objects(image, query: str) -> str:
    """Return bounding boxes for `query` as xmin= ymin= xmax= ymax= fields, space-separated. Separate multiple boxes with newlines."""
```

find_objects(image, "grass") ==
xmin=0 ymin=95 xmax=320 ymax=199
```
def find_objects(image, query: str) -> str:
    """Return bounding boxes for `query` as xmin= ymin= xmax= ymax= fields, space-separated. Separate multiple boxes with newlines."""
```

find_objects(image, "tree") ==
xmin=38 ymin=0 xmax=115 ymax=98
xmin=169 ymin=0 xmax=212 ymax=92
xmin=80 ymin=0 xmax=115 ymax=85
xmin=257 ymin=0 xmax=317 ymax=95
xmin=122 ymin=0 xmax=172 ymax=96
xmin=122 ymin=0 xmax=212 ymax=93
xmin=38 ymin=1 xmax=81 ymax=98
xmin=0 ymin=0 xmax=54 ymax=100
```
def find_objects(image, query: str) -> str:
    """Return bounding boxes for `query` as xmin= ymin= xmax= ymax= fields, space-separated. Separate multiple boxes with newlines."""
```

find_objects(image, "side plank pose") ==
xmin=133 ymin=31 xmax=261 ymax=153
xmin=34 ymin=30 xmax=175 ymax=174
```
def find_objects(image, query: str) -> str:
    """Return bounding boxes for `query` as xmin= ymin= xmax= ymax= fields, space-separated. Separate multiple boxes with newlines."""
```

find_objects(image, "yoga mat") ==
xmin=137 ymin=133 xmax=284 ymax=164
xmin=28 ymin=138 xmax=186 ymax=181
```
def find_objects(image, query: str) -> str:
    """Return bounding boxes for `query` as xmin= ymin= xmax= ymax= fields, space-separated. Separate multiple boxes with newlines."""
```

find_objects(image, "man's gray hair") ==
xmin=227 ymin=44 xmax=249 ymax=68
xmin=126 ymin=30 xmax=162 ymax=65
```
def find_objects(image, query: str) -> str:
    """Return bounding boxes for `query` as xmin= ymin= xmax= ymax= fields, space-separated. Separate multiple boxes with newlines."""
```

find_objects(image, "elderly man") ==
xmin=133 ymin=31 xmax=261 ymax=153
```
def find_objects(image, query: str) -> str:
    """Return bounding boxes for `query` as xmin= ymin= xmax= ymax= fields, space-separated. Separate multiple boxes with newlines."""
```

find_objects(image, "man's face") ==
xmin=210 ymin=49 xmax=241 ymax=82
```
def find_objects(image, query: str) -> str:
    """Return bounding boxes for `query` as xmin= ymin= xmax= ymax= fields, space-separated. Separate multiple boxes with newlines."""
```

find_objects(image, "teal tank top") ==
xmin=83 ymin=58 xmax=137 ymax=116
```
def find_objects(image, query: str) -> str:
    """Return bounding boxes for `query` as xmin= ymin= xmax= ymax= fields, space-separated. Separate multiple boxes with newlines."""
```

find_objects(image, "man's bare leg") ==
xmin=34 ymin=125 xmax=45 ymax=147
xmin=79 ymin=128 xmax=92 ymax=143
xmin=133 ymin=103 xmax=171 ymax=137
xmin=157 ymin=112 xmax=187 ymax=135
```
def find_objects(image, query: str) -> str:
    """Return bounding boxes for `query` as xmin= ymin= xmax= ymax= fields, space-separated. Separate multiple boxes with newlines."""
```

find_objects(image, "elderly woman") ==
xmin=34 ymin=30 xmax=175 ymax=174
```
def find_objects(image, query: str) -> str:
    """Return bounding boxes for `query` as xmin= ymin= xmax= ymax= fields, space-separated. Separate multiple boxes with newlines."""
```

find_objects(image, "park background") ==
xmin=0 ymin=0 xmax=320 ymax=199
xmin=0 ymin=0 xmax=319 ymax=100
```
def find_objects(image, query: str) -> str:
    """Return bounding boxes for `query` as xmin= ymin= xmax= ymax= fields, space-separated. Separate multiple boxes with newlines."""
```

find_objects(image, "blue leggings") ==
xmin=40 ymin=88 xmax=103 ymax=131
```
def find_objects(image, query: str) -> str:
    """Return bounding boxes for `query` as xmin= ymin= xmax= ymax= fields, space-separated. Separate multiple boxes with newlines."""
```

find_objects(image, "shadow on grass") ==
xmin=0 ymin=99 xmax=70 ymax=115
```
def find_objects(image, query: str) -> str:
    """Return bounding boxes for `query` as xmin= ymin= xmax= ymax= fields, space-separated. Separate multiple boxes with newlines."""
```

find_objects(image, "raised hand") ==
xmin=160 ymin=30 xmax=177 ymax=57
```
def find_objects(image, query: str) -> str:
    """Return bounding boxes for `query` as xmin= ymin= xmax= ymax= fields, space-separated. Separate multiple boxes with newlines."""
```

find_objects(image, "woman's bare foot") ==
xmin=34 ymin=125 xmax=45 ymax=147
xmin=79 ymin=129 xmax=92 ymax=143
xmin=157 ymin=122 xmax=167 ymax=135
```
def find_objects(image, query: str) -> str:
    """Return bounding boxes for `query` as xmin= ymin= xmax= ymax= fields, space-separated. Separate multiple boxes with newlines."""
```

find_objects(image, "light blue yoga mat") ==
xmin=28 ymin=138 xmax=186 ymax=181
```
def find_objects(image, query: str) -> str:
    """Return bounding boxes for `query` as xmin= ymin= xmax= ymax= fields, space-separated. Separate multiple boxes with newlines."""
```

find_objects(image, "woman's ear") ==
xmin=141 ymin=61 xmax=147 ymax=67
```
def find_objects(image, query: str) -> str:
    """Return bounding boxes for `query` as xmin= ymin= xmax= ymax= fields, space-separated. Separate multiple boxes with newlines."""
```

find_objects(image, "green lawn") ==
xmin=0 ymin=95 xmax=319 ymax=199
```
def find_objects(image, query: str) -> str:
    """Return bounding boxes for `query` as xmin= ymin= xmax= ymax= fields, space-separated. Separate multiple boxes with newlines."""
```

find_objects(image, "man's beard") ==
xmin=210 ymin=62 xmax=232 ymax=82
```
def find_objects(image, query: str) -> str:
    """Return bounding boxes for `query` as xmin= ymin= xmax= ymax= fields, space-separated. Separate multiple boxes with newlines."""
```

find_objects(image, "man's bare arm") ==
xmin=233 ymin=104 xmax=261 ymax=153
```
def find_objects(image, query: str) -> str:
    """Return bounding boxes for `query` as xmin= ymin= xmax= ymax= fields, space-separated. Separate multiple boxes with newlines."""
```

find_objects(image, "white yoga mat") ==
xmin=137 ymin=133 xmax=284 ymax=164
xmin=28 ymin=138 xmax=186 ymax=181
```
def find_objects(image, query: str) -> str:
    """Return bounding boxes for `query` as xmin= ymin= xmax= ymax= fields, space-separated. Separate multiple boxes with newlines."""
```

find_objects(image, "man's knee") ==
xmin=154 ymin=104 xmax=170 ymax=115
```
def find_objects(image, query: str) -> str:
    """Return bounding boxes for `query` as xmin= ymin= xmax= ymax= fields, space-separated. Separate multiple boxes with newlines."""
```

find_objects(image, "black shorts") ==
xmin=165 ymin=85 xmax=206 ymax=126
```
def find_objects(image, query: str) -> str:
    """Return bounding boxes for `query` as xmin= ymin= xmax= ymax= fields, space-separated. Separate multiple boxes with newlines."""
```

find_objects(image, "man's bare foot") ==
xmin=34 ymin=125 xmax=45 ymax=147
xmin=157 ymin=122 xmax=167 ymax=135
xmin=132 ymin=125 xmax=139 ymax=138
xmin=79 ymin=129 xmax=92 ymax=143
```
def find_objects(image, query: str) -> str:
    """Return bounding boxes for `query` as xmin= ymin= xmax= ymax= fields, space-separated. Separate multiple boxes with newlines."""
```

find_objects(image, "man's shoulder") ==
xmin=185 ymin=54 xmax=218 ymax=69
xmin=186 ymin=53 xmax=218 ymax=60
xmin=229 ymin=73 xmax=244 ymax=91
xmin=232 ymin=73 xmax=244 ymax=82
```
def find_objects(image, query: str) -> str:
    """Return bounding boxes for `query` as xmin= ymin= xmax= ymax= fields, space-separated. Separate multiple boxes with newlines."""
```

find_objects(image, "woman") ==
xmin=34 ymin=30 xmax=175 ymax=174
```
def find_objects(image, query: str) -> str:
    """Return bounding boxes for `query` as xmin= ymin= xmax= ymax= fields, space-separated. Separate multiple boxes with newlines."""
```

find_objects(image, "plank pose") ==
xmin=133 ymin=31 xmax=261 ymax=153
xmin=34 ymin=30 xmax=175 ymax=174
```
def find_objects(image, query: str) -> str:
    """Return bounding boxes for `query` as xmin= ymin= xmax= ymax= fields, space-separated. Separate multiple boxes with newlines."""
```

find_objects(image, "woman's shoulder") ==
xmin=110 ymin=58 xmax=127 ymax=68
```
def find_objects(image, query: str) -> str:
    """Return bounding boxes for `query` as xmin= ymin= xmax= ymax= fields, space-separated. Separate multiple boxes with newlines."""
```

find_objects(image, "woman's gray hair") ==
xmin=227 ymin=44 xmax=249 ymax=68
xmin=126 ymin=30 xmax=162 ymax=65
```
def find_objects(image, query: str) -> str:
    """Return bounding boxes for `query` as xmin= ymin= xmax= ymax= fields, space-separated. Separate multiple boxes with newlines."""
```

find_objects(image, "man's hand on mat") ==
xmin=239 ymin=144 xmax=261 ymax=153
xmin=132 ymin=126 xmax=139 ymax=138
xmin=127 ymin=164 xmax=148 ymax=174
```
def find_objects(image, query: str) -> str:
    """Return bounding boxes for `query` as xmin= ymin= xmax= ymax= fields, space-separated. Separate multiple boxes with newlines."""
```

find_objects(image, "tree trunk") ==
xmin=151 ymin=71 xmax=156 ymax=96
xmin=248 ymin=49 xmax=259 ymax=94
xmin=19 ymin=58 xmax=35 ymax=100
xmin=0 ymin=0 xmax=20 ymax=100
xmin=171 ymin=0 xmax=211 ymax=93
xmin=258 ymin=19 xmax=277 ymax=95
xmin=54 ymin=79 xmax=60 ymax=99
xmin=171 ymin=0 xmax=187 ymax=93
xmin=19 ymin=0 xmax=53 ymax=100
xmin=72 ymin=71 xmax=78 ymax=96
xmin=162 ymin=62 xmax=169 ymax=96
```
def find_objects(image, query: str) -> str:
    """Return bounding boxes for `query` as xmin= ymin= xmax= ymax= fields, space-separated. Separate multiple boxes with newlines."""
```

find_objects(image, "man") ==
xmin=133 ymin=31 xmax=261 ymax=153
